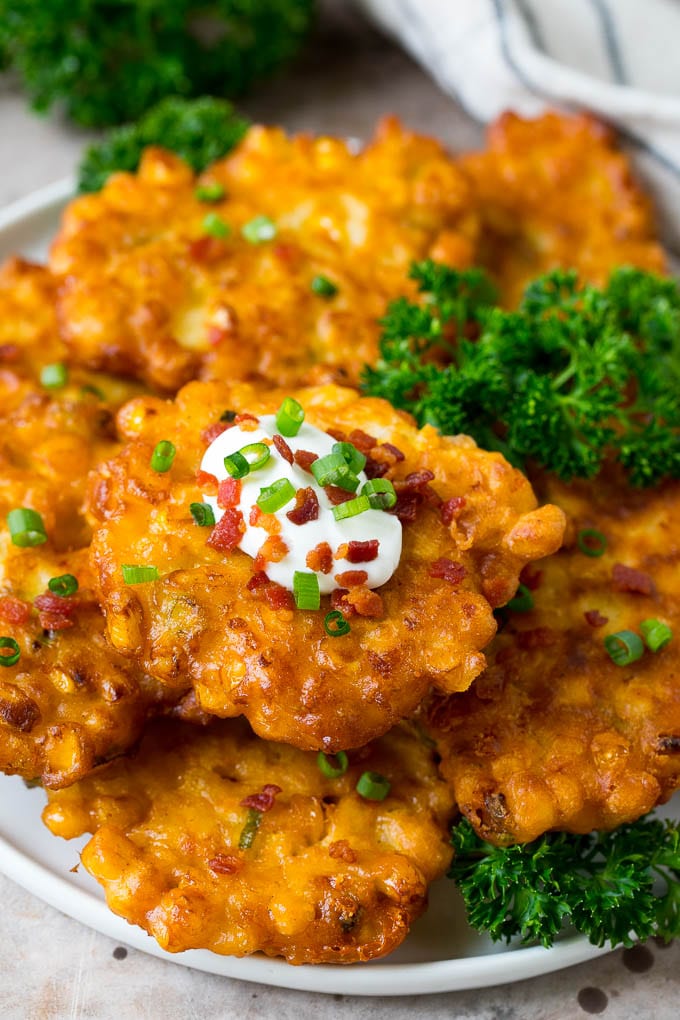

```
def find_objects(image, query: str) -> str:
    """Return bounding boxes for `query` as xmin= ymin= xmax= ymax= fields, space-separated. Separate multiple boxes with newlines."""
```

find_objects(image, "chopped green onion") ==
xmin=241 ymin=214 xmax=277 ymax=244
xmin=317 ymin=750 xmax=349 ymax=779
xmin=80 ymin=383 xmax=105 ymax=400
xmin=311 ymin=274 xmax=338 ymax=298
xmin=121 ymin=564 xmax=159 ymax=584
xmin=0 ymin=637 xmax=20 ymax=667
xmin=324 ymin=610 xmax=351 ymax=637
xmin=332 ymin=442 xmax=366 ymax=475
xmin=640 ymin=618 xmax=673 ymax=653
xmin=311 ymin=452 xmax=359 ymax=492
xmin=577 ymin=528 xmax=608 ymax=557
xmin=150 ymin=440 xmax=176 ymax=473
xmin=202 ymin=212 xmax=230 ymax=238
xmin=195 ymin=182 xmax=225 ymax=203
xmin=361 ymin=479 xmax=397 ymax=510
xmin=190 ymin=502 xmax=215 ymax=527
xmin=48 ymin=574 xmax=78 ymax=597
xmin=238 ymin=808 xmax=262 ymax=850
xmin=40 ymin=362 xmax=68 ymax=389
xmin=275 ymin=397 xmax=304 ymax=437
xmin=220 ymin=409 xmax=237 ymax=422
xmin=240 ymin=443 xmax=270 ymax=472
xmin=223 ymin=451 xmax=249 ymax=479
xmin=7 ymin=508 xmax=47 ymax=548
xmin=506 ymin=583 xmax=534 ymax=613
xmin=293 ymin=571 xmax=320 ymax=610
xmin=332 ymin=495 xmax=371 ymax=521
xmin=604 ymin=630 xmax=644 ymax=666
xmin=257 ymin=478 xmax=296 ymax=513
xmin=356 ymin=771 xmax=391 ymax=801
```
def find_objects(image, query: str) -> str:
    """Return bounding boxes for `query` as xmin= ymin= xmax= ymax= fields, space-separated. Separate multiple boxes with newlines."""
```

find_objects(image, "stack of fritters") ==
xmin=1 ymin=113 xmax=676 ymax=964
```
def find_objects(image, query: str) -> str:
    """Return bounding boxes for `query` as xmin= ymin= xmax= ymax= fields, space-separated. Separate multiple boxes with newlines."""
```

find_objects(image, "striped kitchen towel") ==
xmin=357 ymin=0 xmax=680 ymax=251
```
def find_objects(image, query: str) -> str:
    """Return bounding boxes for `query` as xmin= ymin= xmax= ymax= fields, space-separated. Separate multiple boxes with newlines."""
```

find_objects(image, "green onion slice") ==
xmin=223 ymin=451 xmax=249 ymax=479
xmin=317 ymin=750 xmax=349 ymax=779
xmin=311 ymin=452 xmax=359 ymax=492
xmin=604 ymin=630 xmax=645 ymax=666
xmin=332 ymin=441 xmax=366 ymax=475
xmin=332 ymin=495 xmax=371 ymax=522
xmin=324 ymin=610 xmax=351 ymax=637
xmin=506 ymin=583 xmax=534 ymax=613
xmin=239 ymin=443 xmax=270 ymax=472
xmin=361 ymin=479 xmax=397 ymax=510
xmin=121 ymin=564 xmax=159 ymax=585
xmin=293 ymin=571 xmax=320 ymax=610
xmin=356 ymin=771 xmax=391 ymax=801
xmin=238 ymin=808 xmax=262 ymax=850
xmin=190 ymin=502 xmax=215 ymax=527
xmin=256 ymin=478 xmax=295 ymax=514
xmin=48 ymin=574 xmax=78 ymax=597
xmin=40 ymin=362 xmax=68 ymax=389
xmin=80 ymin=383 xmax=105 ymax=400
xmin=241 ymin=215 xmax=277 ymax=244
xmin=640 ymin=618 xmax=673 ymax=653
xmin=220 ymin=409 xmax=237 ymax=422
xmin=195 ymin=182 xmax=225 ymax=203
xmin=202 ymin=212 xmax=231 ymax=238
xmin=577 ymin=528 xmax=608 ymax=557
xmin=311 ymin=274 xmax=338 ymax=298
xmin=7 ymin=508 xmax=47 ymax=548
xmin=275 ymin=397 xmax=304 ymax=437
xmin=150 ymin=440 xmax=176 ymax=473
xmin=0 ymin=637 xmax=20 ymax=667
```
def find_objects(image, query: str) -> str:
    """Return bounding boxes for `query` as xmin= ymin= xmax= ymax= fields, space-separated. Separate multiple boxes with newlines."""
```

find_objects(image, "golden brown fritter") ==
xmin=49 ymin=118 xmax=479 ymax=392
xmin=43 ymin=717 xmax=454 ymax=963
xmin=88 ymin=380 xmax=565 ymax=752
xmin=429 ymin=472 xmax=680 ymax=845
xmin=461 ymin=112 xmax=666 ymax=306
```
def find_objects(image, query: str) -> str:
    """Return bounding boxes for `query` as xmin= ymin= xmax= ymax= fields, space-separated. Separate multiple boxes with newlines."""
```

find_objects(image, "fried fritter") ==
xmin=429 ymin=472 xmax=680 ymax=845
xmin=42 ymin=717 xmax=454 ymax=963
xmin=88 ymin=380 xmax=565 ymax=752
xmin=461 ymin=112 xmax=666 ymax=306
xmin=49 ymin=118 xmax=479 ymax=392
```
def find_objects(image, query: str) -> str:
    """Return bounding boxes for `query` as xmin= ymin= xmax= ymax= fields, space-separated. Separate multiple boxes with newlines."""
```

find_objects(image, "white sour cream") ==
xmin=199 ymin=414 xmax=402 ymax=594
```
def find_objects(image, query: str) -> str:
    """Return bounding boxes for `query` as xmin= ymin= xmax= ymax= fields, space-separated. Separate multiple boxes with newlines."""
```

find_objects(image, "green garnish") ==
xmin=362 ymin=262 xmax=680 ymax=486
xmin=48 ymin=574 xmax=78 ymax=597
xmin=577 ymin=528 xmax=608 ymax=557
xmin=7 ymin=508 xmax=47 ymax=548
xmin=121 ymin=564 xmax=159 ymax=584
xmin=324 ymin=610 xmax=351 ymax=637
xmin=361 ymin=478 xmax=397 ymax=510
xmin=332 ymin=495 xmax=371 ymax=521
xmin=220 ymin=409 xmax=237 ymax=423
xmin=332 ymin=441 xmax=366 ymax=475
xmin=317 ymin=750 xmax=349 ymax=779
xmin=640 ymin=618 xmax=673 ymax=653
xmin=189 ymin=502 xmax=215 ymax=527
xmin=311 ymin=452 xmax=359 ymax=492
xmin=238 ymin=807 xmax=262 ymax=850
xmin=256 ymin=478 xmax=295 ymax=514
xmin=150 ymin=440 xmax=176 ymax=473
xmin=241 ymin=215 xmax=277 ymax=244
xmin=311 ymin=275 xmax=338 ymax=298
xmin=356 ymin=771 xmax=391 ymax=801
xmin=275 ymin=397 xmax=304 ymax=437
xmin=195 ymin=182 xmax=225 ymax=203
xmin=40 ymin=362 xmax=68 ymax=389
xmin=0 ymin=637 xmax=21 ymax=667
xmin=293 ymin=571 xmax=320 ymax=610
xmin=505 ymin=583 xmax=534 ymax=613
xmin=449 ymin=816 xmax=680 ymax=949
xmin=604 ymin=629 xmax=645 ymax=666
xmin=239 ymin=443 xmax=271 ymax=472
xmin=202 ymin=212 xmax=231 ymax=239
xmin=223 ymin=451 xmax=249 ymax=480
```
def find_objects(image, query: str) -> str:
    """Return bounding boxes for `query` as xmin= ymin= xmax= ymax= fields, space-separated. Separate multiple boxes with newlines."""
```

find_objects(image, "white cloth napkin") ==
xmin=356 ymin=0 xmax=680 ymax=252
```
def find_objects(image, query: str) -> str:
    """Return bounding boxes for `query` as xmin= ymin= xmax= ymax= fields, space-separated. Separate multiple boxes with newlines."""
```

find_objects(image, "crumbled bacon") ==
xmin=363 ymin=456 xmax=389 ymax=480
xmin=207 ymin=508 xmax=244 ymax=552
xmin=0 ymin=596 xmax=31 ymax=625
xmin=330 ymin=588 xmax=355 ymax=617
xmin=390 ymin=491 xmax=420 ymax=523
xmin=196 ymin=469 xmax=219 ymax=494
xmin=337 ymin=540 xmax=380 ymax=564
xmin=249 ymin=508 xmax=280 ymax=534
xmin=429 ymin=558 xmax=467 ymax=584
xmin=381 ymin=442 xmax=405 ymax=462
xmin=263 ymin=584 xmax=295 ymax=611
xmin=324 ymin=485 xmax=354 ymax=505
xmin=328 ymin=840 xmax=357 ymax=863
xmin=246 ymin=571 xmax=270 ymax=591
xmin=519 ymin=564 xmax=543 ymax=590
xmin=440 ymin=496 xmax=466 ymax=526
xmin=188 ymin=236 xmax=228 ymax=264
xmin=286 ymin=487 xmax=319 ymax=525
xmin=344 ymin=585 xmax=384 ymax=617
xmin=34 ymin=593 xmax=80 ymax=616
xmin=584 ymin=609 xmax=608 ymax=628
xmin=306 ymin=542 xmax=333 ymax=574
xmin=294 ymin=449 xmax=318 ymax=472
xmin=208 ymin=854 xmax=242 ymax=875
xmin=326 ymin=428 xmax=347 ymax=442
xmin=274 ymin=242 xmax=301 ymax=266
xmin=38 ymin=612 xmax=75 ymax=631
xmin=217 ymin=478 xmax=241 ymax=509
xmin=348 ymin=429 xmax=377 ymax=454
xmin=0 ymin=344 xmax=19 ymax=362
xmin=612 ymin=563 xmax=654 ymax=595
xmin=272 ymin=434 xmax=293 ymax=464
xmin=400 ymin=470 xmax=435 ymax=491
xmin=516 ymin=627 xmax=558 ymax=650
xmin=240 ymin=784 xmax=282 ymax=813
xmin=235 ymin=413 xmax=259 ymax=425
xmin=201 ymin=421 xmax=230 ymax=445
xmin=334 ymin=570 xmax=369 ymax=588
xmin=254 ymin=535 xmax=289 ymax=571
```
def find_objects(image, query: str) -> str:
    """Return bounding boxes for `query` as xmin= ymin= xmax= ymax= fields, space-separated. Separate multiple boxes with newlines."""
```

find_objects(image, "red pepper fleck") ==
xmin=240 ymin=784 xmax=282 ymax=813
xmin=429 ymin=558 xmax=467 ymax=584
xmin=207 ymin=508 xmax=244 ymax=552
xmin=196 ymin=469 xmax=219 ymax=494
xmin=217 ymin=478 xmax=241 ymax=509
xmin=246 ymin=571 xmax=270 ymax=591
xmin=286 ymin=487 xmax=319 ymax=526
xmin=272 ymin=434 xmax=293 ymax=464
xmin=306 ymin=542 xmax=333 ymax=574
xmin=440 ymin=496 xmax=466 ymax=526
xmin=263 ymin=585 xmax=295 ymax=611
xmin=612 ymin=563 xmax=654 ymax=596
xmin=348 ymin=429 xmax=377 ymax=454
xmin=208 ymin=854 xmax=242 ymax=875
xmin=516 ymin=627 xmax=558 ymax=650
xmin=519 ymin=565 xmax=543 ymax=590
xmin=294 ymin=449 xmax=318 ymax=472
xmin=201 ymin=422 xmax=230 ymax=445
xmin=584 ymin=609 xmax=608 ymax=628
xmin=334 ymin=570 xmax=369 ymax=587
xmin=324 ymin=485 xmax=354 ymax=506
xmin=0 ymin=596 xmax=31 ymax=625
xmin=340 ymin=540 xmax=380 ymax=564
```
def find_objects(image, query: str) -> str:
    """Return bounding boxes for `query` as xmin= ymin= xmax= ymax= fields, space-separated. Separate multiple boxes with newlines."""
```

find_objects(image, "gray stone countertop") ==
xmin=0 ymin=2 xmax=676 ymax=1016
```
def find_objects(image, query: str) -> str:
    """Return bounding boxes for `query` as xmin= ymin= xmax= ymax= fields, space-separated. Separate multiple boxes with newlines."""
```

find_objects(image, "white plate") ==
xmin=0 ymin=179 xmax=676 ymax=996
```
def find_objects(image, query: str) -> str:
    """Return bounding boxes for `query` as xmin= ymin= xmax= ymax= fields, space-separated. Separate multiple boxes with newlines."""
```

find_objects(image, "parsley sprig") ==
xmin=449 ymin=817 xmax=680 ymax=949
xmin=362 ymin=262 xmax=680 ymax=485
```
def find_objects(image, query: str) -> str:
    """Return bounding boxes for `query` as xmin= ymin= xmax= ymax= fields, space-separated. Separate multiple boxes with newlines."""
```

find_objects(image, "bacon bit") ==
xmin=584 ymin=609 xmax=608 ymax=628
xmin=612 ymin=563 xmax=654 ymax=596
xmin=0 ymin=344 xmax=19 ymax=362
xmin=328 ymin=840 xmax=357 ymax=863
xmin=440 ymin=496 xmax=466 ymax=526
xmin=390 ymin=491 xmax=420 ymax=523
xmin=324 ymin=485 xmax=354 ymax=506
xmin=344 ymin=585 xmax=384 ymax=617
xmin=240 ymin=784 xmax=282 ymax=813
xmin=334 ymin=570 xmax=369 ymax=588
xmin=519 ymin=565 xmax=543 ymax=590
xmin=254 ymin=535 xmax=289 ymax=571
xmin=207 ymin=508 xmax=245 ymax=552
xmin=235 ymin=413 xmax=259 ymax=426
xmin=196 ymin=469 xmax=219 ymax=495
xmin=34 ymin=593 xmax=80 ymax=616
xmin=348 ymin=429 xmax=377 ymax=454
xmin=429 ymin=558 xmax=467 ymax=585
xmin=246 ymin=571 xmax=270 ymax=591
xmin=217 ymin=478 xmax=241 ymax=509
xmin=0 ymin=596 xmax=31 ymax=625
xmin=326 ymin=428 xmax=347 ymax=443
xmin=337 ymin=540 xmax=380 ymax=564
xmin=263 ymin=584 xmax=295 ymax=611
xmin=208 ymin=854 xmax=242 ymax=875
xmin=286 ymin=487 xmax=319 ymax=526
xmin=400 ymin=470 xmax=435 ymax=491
xmin=201 ymin=421 xmax=230 ymax=445
xmin=188 ymin=236 xmax=228 ymax=264
xmin=272 ymin=434 xmax=293 ymax=464
xmin=306 ymin=542 xmax=333 ymax=574
xmin=294 ymin=449 xmax=318 ymax=472
xmin=38 ymin=612 xmax=75 ymax=631
xmin=207 ymin=325 xmax=227 ymax=347
xmin=363 ymin=457 xmax=389 ymax=480
xmin=330 ymin=588 xmax=355 ymax=617
xmin=516 ymin=627 xmax=558 ymax=650
xmin=381 ymin=442 xmax=405 ymax=462
xmin=249 ymin=507 xmax=280 ymax=534
xmin=274 ymin=242 xmax=301 ymax=266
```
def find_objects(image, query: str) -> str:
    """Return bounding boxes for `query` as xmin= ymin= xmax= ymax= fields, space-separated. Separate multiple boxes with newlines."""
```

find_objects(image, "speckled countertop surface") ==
xmin=0 ymin=2 xmax=677 ymax=1017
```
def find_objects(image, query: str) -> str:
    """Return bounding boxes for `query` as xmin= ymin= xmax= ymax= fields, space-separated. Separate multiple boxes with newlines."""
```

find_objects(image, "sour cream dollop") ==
xmin=200 ymin=414 xmax=402 ymax=594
